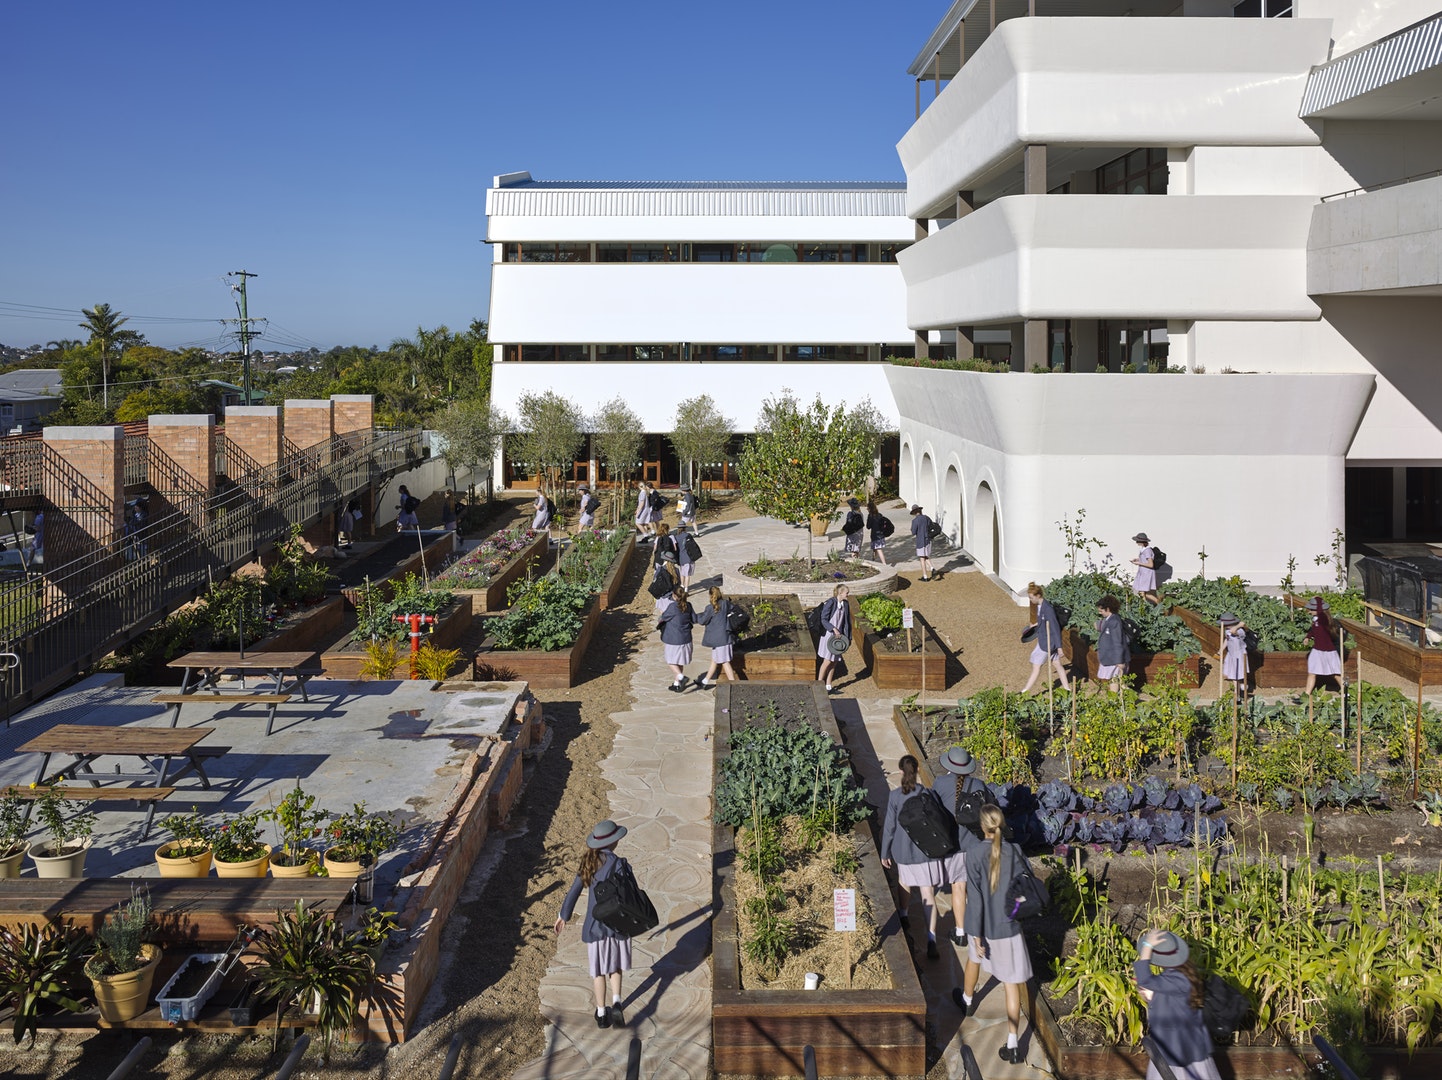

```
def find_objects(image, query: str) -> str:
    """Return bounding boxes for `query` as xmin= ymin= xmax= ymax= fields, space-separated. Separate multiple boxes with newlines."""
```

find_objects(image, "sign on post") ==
xmin=833 ymin=888 xmax=856 ymax=932
xmin=901 ymin=608 xmax=914 ymax=629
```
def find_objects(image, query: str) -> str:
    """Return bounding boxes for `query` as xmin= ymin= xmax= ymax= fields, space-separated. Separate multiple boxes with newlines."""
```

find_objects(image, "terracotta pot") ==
xmin=154 ymin=842 xmax=212 ymax=878
xmin=323 ymin=847 xmax=365 ymax=880
xmin=30 ymin=838 xmax=92 ymax=878
xmin=213 ymin=844 xmax=272 ymax=878
xmin=0 ymin=842 xmax=29 ymax=879
xmin=809 ymin=514 xmax=832 ymax=537
xmin=89 ymin=944 xmax=162 ymax=1022
xmin=269 ymin=851 xmax=318 ymax=879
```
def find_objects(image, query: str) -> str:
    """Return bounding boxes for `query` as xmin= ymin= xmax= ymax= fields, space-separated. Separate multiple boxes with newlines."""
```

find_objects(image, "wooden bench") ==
xmin=152 ymin=692 xmax=292 ymax=735
xmin=2 ymin=786 xmax=175 ymax=840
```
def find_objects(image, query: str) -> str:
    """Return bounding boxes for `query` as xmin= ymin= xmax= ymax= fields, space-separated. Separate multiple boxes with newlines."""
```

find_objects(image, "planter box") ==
xmin=860 ymin=610 xmax=946 ymax=690
xmin=340 ymin=531 xmax=456 ymax=608
xmin=318 ymin=596 xmax=474 ymax=679
xmin=712 ymin=682 xmax=926 ymax=1077
xmin=1062 ymin=627 xmax=1199 ymax=688
xmin=250 ymin=595 xmax=343 ymax=653
xmin=1339 ymin=616 xmax=1442 ymax=686
xmin=1173 ymin=605 xmax=1356 ymax=687
xmin=730 ymin=594 xmax=818 ymax=682
xmin=595 ymin=532 xmax=636 ymax=612
xmin=445 ymin=531 xmax=548 ymax=612
xmin=472 ymin=592 xmax=602 ymax=689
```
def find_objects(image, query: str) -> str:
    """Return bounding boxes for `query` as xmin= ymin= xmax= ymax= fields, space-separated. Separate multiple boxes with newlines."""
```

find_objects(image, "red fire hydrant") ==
xmin=393 ymin=612 xmax=438 ymax=678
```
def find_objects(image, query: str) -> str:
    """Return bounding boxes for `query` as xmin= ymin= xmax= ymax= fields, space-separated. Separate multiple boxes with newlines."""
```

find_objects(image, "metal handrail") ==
xmin=1322 ymin=168 xmax=1442 ymax=201
xmin=273 ymin=1034 xmax=311 ymax=1080
xmin=105 ymin=1037 xmax=154 ymax=1080
xmin=1313 ymin=1035 xmax=1365 ymax=1080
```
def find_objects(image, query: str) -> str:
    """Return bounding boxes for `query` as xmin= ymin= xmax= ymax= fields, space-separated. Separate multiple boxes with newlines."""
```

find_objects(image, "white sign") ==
xmin=902 ymin=608 xmax=914 ymax=629
xmin=833 ymin=888 xmax=856 ymax=932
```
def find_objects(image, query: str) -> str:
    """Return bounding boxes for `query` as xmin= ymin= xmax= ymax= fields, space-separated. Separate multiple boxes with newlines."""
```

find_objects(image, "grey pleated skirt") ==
xmin=587 ymin=936 xmax=632 ymax=977
xmin=969 ymin=932 xmax=1033 ymax=984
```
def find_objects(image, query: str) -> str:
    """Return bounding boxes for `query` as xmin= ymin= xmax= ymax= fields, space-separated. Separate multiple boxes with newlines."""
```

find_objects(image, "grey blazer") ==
xmin=1034 ymin=600 xmax=1063 ymax=655
xmin=880 ymin=786 xmax=934 ymax=866
xmin=1097 ymin=613 xmax=1131 ymax=667
xmin=962 ymin=840 xmax=1029 ymax=944
xmin=693 ymin=602 xmax=734 ymax=648
xmin=559 ymin=851 xmax=628 ymax=942
xmin=658 ymin=601 xmax=694 ymax=646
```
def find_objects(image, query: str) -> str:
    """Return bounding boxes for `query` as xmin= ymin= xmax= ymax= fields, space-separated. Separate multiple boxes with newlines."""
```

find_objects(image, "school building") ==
xmin=890 ymin=0 xmax=1442 ymax=589
xmin=484 ymin=174 xmax=913 ymax=488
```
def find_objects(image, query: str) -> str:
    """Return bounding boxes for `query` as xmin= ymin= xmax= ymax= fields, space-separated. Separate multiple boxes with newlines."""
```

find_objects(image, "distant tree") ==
xmin=432 ymin=399 xmax=512 ymax=500
xmin=591 ymin=397 xmax=645 ymax=525
xmin=391 ymin=325 xmax=451 ymax=398
xmin=738 ymin=392 xmax=883 ymax=565
xmin=515 ymin=391 xmax=585 ymax=500
xmin=78 ymin=304 xmax=143 ymax=409
xmin=670 ymin=394 xmax=733 ymax=498
xmin=114 ymin=384 xmax=210 ymax=422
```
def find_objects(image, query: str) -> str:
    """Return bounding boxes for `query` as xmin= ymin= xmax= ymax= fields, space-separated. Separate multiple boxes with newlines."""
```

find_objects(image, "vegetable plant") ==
xmin=488 ymin=577 xmax=592 ymax=651
xmin=715 ymin=717 xmax=870 ymax=829
xmin=857 ymin=593 xmax=903 ymax=632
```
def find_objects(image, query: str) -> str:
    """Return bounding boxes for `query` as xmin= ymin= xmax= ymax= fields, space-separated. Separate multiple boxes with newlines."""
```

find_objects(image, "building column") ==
xmin=1024 ymin=320 xmax=1049 ymax=371
xmin=955 ymin=190 xmax=973 ymax=219
xmin=331 ymin=394 xmax=374 ymax=441
xmin=1007 ymin=323 xmax=1024 ymax=372
xmin=225 ymin=406 xmax=284 ymax=473
xmin=42 ymin=425 xmax=125 ymax=572
xmin=1394 ymin=467 xmax=1409 ymax=538
xmin=285 ymin=399 xmax=334 ymax=463
xmin=955 ymin=327 xmax=974 ymax=359
xmin=147 ymin=414 xmax=214 ymax=523
xmin=915 ymin=219 xmax=931 ymax=358
xmin=1072 ymin=320 xmax=1099 ymax=372
xmin=1024 ymin=145 xmax=1047 ymax=195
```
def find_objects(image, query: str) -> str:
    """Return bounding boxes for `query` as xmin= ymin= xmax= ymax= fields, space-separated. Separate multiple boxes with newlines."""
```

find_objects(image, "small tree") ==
xmin=515 ymin=391 xmax=585 ymax=504
xmin=671 ymin=394 xmax=733 ymax=501
xmin=738 ymin=392 xmax=882 ymax=565
xmin=432 ymin=399 xmax=512 ymax=501
xmin=591 ymin=397 xmax=645 ymax=526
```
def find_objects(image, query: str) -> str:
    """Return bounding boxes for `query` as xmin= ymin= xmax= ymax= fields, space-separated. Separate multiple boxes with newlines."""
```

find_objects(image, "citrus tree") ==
xmin=671 ymin=394 xmax=733 ymax=499
xmin=738 ymin=392 xmax=881 ymax=564
xmin=591 ymin=397 xmax=644 ymax=525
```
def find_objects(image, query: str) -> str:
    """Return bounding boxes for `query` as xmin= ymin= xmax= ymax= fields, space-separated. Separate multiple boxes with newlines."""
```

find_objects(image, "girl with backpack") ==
xmin=678 ymin=485 xmax=698 ymax=531
xmin=1131 ymin=532 xmax=1160 ymax=604
xmin=532 ymin=484 xmax=553 ymax=531
xmin=577 ymin=484 xmax=596 ymax=530
xmin=634 ymin=482 xmax=653 ymax=540
xmin=692 ymin=586 xmax=739 ymax=688
xmin=1095 ymin=595 xmax=1131 ymax=693
xmin=658 ymin=585 xmax=695 ymax=692
xmin=1133 ymin=930 xmax=1220 ymax=1080
xmin=675 ymin=523 xmax=701 ymax=592
xmin=396 ymin=486 xmax=418 ymax=532
xmin=652 ymin=522 xmax=678 ymax=571
xmin=952 ymin=805 xmax=1034 ymax=1064
xmin=1303 ymin=596 xmax=1341 ymax=697
xmin=841 ymin=498 xmax=864 ymax=557
xmin=555 ymin=819 xmax=635 ymax=1030
xmin=882 ymin=755 xmax=946 ymax=960
xmin=909 ymin=504 xmax=935 ymax=581
xmin=1021 ymin=582 xmax=1071 ymax=694
xmin=865 ymin=499 xmax=890 ymax=565
xmin=816 ymin=584 xmax=852 ymax=694
xmin=933 ymin=747 xmax=988 ymax=948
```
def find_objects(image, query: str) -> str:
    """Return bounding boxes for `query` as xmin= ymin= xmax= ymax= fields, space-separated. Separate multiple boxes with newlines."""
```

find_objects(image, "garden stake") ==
xmin=1355 ymin=652 xmax=1363 ymax=774
xmin=920 ymin=628 xmax=927 ymax=725
xmin=1216 ymin=618 xmax=1225 ymax=712
xmin=1378 ymin=855 xmax=1387 ymax=917
xmin=1416 ymin=677 xmax=1424 ymax=800
xmin=1338 ymin=629 xmax=1348 ymax=744
xmin=1230 ymin=691 xmax=1238 ymax=792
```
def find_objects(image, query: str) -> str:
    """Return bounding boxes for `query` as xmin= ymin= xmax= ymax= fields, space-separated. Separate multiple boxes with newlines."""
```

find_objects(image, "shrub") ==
xmin=886 ymin=355 xmax=1010 ymax=373
xmin=85 ymin=887 xmax=152 ymax=978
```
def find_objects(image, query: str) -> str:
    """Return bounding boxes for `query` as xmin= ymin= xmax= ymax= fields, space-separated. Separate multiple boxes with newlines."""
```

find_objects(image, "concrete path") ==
xmin=514 ymin=626 xmax=715 ymax=1079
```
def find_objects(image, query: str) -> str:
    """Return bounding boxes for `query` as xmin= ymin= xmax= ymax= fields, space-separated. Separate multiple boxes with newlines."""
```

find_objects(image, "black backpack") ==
xmin=1004 ymin=855 xmax=1049 ymax=922
xmin=683 ymin=535 xmax=702 ymax=562
xmin=648 ymin=569 xmax=674 ymax=600
xmin=1151 ymin=545 xmax=1167 ymax=567
xmin=806 ymin=598 xmax=831 ymax=638
xmin=842 ymin=511 xmax=863 ymax=535
xmin=1203 ymin=974 xmax=1250 ymax=1042
xmin=648 ymin=490 xmax=664 ymax=511
xmin=545 ymin=497 xmax=556 ymax=518
xmin=403 ymin=495 xmax=419 ymax=514
xmin=879 ymin=515 xmax=895 ymax=538
xmin=682 ymin=492 xmax=697 ymax=515
xmin=898 ymin=790 xmax=959 ymax=859
xmin=953 ymin=776 xmax=997 ymax=841
xmin=927 ymin=519 xmax=942 ymax=540
xmin=591 ymin=860 xmax=658 ymax=937
xmin=584 ymin=495 xmax=600 ymax=514
xmin=725 ymin=602 xmax=750 ymax=635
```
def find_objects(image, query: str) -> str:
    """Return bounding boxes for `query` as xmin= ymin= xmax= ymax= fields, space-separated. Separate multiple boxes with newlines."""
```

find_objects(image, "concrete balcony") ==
xmin=897 ymin=194 xmax=1318 ymax=329
xmin=896 ymin=16 xmax=1331 ymax=219
xmin=488 ymin=263 xmax=912 ymax=344
xmin=1308 ymin=175 xmax=1442 ymax=295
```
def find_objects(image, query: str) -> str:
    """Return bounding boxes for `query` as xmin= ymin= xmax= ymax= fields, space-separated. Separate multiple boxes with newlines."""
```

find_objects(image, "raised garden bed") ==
xmin=1062 ymin=627 xmax=1199 ymax=688
xmin=1173 ymin=604 xmax=1356 ymax=688
xmin=318 ymin=596 xmax=473 ymax=679
xmin=1341 ymin=616 xmax=1442 ymax=685
xmin=472 ymin=591 xmax=602 ymax=689
xmin=728 ymin=594 xmax=818 ymax=682
xmin=437 ymin=527 xmax=547 ymax=612
xmin=712 ymin=681 xmax=926 ymax=1077
xmin=250 ymin=595 xmax=343 ymax=653
xmin=594 ymin=531 xmax=635 ymax=611
xmin=339 ymin=531 xmax=455 ymax=607
xmin=858 ymin=607 xmax=947 ymax=690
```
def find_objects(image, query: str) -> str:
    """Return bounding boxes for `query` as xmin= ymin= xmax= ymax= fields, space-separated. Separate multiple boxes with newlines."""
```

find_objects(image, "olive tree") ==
xmin=737 ymin=391 xmax=882 ymax=565
xmin=591 ymin=397 xmax=645 ymax=526
xmin=515 ymin=391 xmax=585 ymax=505
xmin=432 ymin=399 xmax=512 ymax=501
xmin=670 ymin=394 xmax=733 ymax=500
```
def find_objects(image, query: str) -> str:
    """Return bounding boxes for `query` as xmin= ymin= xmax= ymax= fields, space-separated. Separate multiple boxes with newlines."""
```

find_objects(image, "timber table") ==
xmin=161 ymin=649 xmax=323 ymax=735
xmin=16 ymin=724 xmax=224 ymax=838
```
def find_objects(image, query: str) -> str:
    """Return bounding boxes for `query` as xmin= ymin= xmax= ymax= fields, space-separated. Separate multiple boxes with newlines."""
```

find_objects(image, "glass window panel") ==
xmin=597 ymin=244 xmax=628 ymax=263
xmin=694 ymin=244 xmax=734 ymax=262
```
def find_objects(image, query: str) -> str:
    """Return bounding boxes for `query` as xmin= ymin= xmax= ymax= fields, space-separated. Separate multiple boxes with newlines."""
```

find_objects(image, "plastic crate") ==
xmin=156 ymin=953 xmax=228 ymax=1023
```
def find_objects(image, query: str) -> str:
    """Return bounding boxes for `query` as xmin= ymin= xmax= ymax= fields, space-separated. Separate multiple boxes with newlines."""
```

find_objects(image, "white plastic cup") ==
xmin=803 ymin=972 xmax=821 ymax=990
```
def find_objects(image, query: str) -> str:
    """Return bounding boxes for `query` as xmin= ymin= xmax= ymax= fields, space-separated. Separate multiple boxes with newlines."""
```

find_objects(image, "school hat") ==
xmin=1218 ymin=613 xmax=1240 ymax=627
xmin=909 ymin=504 xmax=923 ymax=514
xmin=587 ymin=820 xmax=627 ymax=849
xmin=660 ymin=550 xmax=678 ymax=563
xmin=1305 ymin=597 xmax=1327 ymax=612
xmin=1132 ymin=533 xmax=1150 ymax=544
xmin=939 ymin=747 xmax=978 ymax=775
xmin=1139 ymin=930 xmax=1190 ymax=967
xmin=848 ymin=497 xmax=860 ymax=509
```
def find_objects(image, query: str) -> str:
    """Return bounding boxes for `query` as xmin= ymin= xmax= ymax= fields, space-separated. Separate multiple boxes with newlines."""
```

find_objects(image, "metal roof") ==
xmin=1300 ymin=12 xmax=1442 ymax=118
xmin=488 ymin=173 xmax=907 ymax=218
xmin=0 ymin=368 xmax=61 ymax=396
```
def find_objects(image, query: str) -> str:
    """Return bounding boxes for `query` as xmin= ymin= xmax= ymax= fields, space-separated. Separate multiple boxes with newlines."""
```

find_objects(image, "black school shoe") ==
xmin=668 ymin=676 xmax=689 ymax=693
xmin=951 ymin=988 xmax=977 ymax=1016
xmin=926 ymin=939 xmax=940 ymax=960
xmin=609 ymin=1004 xmax=625 ymax=1028
xmin=998 ymin=1046 xmax=1022 ymax=1064
xmin=595 ymin=1008 xmax=611 ymax=1029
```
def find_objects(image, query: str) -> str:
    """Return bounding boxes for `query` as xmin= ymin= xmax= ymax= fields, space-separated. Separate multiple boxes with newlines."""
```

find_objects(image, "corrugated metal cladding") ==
xmin=1300 ymin=13 xmax=1442 ymax=116
xmin=487 ymin=186 xmax=909 ymax=218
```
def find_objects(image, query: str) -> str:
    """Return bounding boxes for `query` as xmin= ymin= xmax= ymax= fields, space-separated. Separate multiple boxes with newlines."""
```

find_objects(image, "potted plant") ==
xmin=154 ymin=808 xmax=214 ymax=878
xmin=357 ymin=907 xmax=400 ymax=967
xmin=0 ymin=789 xmax=28 ymax=879
xmin=211 ymin=810 xmax=271 ymax=878
xmin=27 ymin=786 xmax=97 ymax=878
xmin=323 ymin=802 xmax=401 ymax=903
xmin=84 ymin=886 xmax=161 ymax=1022
xmin=249 ymin=900 xmax=373 ymax=1055
xmin=266 ymin=783 xmax=327 ymax=879
xmin=0 ymin=919 xmax=90 ymax=1044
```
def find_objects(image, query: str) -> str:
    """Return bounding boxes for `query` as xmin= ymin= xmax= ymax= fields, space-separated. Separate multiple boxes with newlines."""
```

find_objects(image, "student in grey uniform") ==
xmin=532 ymin=485 xmax=552 ymax=531
xmin=577 ymin=484 xmax=596 ymax=530
xmin=881 ymin=755 xmax=946 ymax=960
xmin=816 ymin=583 xmax=852 ymax=694
xmin=933 ymin=747 xmax=987 ymax=947
xmin=648 ymin=483 xmax=665 ymax=527
xmin=909 ymin=504 xmax=935 ymax=581
xmin=396 ymin=486 xmax=418 ymax=531
xmin=652 ymin=521 xmax=678 ymax=571
xmin=555 ymin=819 xmax=635 ymax=1029
xmin=674 ymin=522 xmax=699 ymax=592
xmin=1022 ymin=582 xmax=1071 ymax=693
xmin=1218 ymin=613 xmax=1248 ymax=704
xmin=951 ymin=805 xmax=1034 ymax=1064
xmin=1131 ymin=532 xmax=1159 ymax=603
xmin=678 ymin=485 xmax=698 ymax=530
xmin=865 ymin=499 xmax=889 ymax=565
xmin=1095 ymin=595 xmax=1130 ymax=693
xmin=841 ymin=498 xmax=864 ymax=557
xmin=658 ymin=585 xmax=695 ymax=692
xmin=652 ymin=557 xmax=680 ymax=619
xmin=441 ymin=490 xmax=457 ymax=533
xmin=693 ymin=586 xmax=739 ymax=688
xmin=1133 ymin=930 xmax=1220 ymax=1080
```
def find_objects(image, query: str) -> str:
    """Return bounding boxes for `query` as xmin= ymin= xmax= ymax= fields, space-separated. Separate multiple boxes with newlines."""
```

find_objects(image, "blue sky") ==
xmin=1 ymin=1 xmax=931 ymax=351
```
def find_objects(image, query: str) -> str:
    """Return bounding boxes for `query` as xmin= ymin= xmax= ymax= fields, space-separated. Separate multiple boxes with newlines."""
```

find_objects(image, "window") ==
xmin=693 ymin=345 xmax=775 ymax=362
xmin=798 ymin=244 xmax=869 ymax=263
xmin=782 ymin=345 xmax=871 ymax=362
xmin=1098 ymin=321 xmax=1169 ymax=370
xmin=596 ymin=243 xmax=679 ymax=262
xmin=595 ymin=344 xmax=678 ymax=362
xmin=1234 ymin=0 xmax=1291 ymax=16
xmin=515 ymin=344 xmax=589 ymax=362
xmin=1096 ymin=149 xmax=1168 ymax=195
xmin=503 ymin=243 xmax=591 ymax=263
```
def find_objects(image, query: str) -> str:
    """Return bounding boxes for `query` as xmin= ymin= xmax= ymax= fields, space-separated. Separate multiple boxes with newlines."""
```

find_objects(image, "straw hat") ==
xmin=587 ymin=820 xmax=627 ymax=849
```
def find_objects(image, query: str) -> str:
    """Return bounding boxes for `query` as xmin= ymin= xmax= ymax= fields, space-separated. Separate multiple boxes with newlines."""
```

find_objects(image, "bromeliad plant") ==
xmin=250 ymin=900 xmax=373 ymax=1055
xmin=0 ymin=919 xmax=90 ymax=1045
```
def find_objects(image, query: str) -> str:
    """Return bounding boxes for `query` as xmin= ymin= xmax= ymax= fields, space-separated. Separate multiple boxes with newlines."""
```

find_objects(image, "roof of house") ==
xmin=0 ymin=369 xmax=62 ymax=396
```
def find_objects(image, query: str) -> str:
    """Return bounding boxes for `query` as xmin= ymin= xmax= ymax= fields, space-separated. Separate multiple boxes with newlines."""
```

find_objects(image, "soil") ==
xmin=864 ymin=621 xmax=939 ymax=655
xmin=729 ymin=595 xmax=810 ymax=654
xmin=724 ymin=681 xmax=823 ymax=724
xmin=162 ymin=957 xmax=223 ymax=1002
xmin=741 ymin=554 xmax=886 ymax=585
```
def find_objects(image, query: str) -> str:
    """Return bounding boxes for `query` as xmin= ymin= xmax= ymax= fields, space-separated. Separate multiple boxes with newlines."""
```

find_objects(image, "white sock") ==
xmin=825 ymin=683 xmax=832 ymax=691
xmin=612 ymin=995 xmax=621 ymax=1005
xmin=596 ymin=1006 xmax=606 ymax=1017
xmin=1007 ymin=1033 xmax=1018 ymax=1049
xmin=962 ymin=993 xmax=973 ymax=1006
xmin=673 ymin=676 xmax=682 ymax=684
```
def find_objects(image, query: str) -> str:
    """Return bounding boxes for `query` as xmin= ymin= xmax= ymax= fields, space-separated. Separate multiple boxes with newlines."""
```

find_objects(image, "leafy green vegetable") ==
xmin=1164 ymin=575 xmax=1310 ymax=652
xmin=1043 ymin=572 xmax=1198 ymax=657
xmin=487 ymin=577 xmax=593 ymax=651
xmin=715 ymin=718 xmax=871 ymax=829
xmin=857 ymin=592 xmax=903 ymax=631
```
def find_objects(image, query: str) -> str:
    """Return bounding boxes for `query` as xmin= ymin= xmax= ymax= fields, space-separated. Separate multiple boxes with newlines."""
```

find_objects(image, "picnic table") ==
xmin=15 ymin=724 xmax=225 ymax=839
xmin=159 ymin=650 xmax=322 ymax=735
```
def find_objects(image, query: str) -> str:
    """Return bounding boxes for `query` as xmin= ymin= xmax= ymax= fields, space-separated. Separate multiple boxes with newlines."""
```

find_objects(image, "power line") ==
xmin=0 ymin=300 xmax=220 ymax=324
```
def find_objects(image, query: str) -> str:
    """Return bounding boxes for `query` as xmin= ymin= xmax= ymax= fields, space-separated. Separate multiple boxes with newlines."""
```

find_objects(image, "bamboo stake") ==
xmin=1356 ymin=651 xmax=1364 ymax=775
xmin=1067 ymin=685 xmax=1077 ymax=781
xmin=1378 ymin=854 xmax=1387 ymax=918
xmin=1339 ymin=627 xmax=1348 ymax=744
xmin=1416 ymin=676 xmax=1424 ymax=800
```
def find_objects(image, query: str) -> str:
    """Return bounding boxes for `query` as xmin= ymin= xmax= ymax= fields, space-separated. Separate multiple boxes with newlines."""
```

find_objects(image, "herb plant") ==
xmin=0 ymin=790 xmax=26 ymax=859
xmin=325 ymin=802 xmax=401 ymax=867
xmin=158 ymin=808 xmax=214 ymax=858
xmin=84 ymin=886 xmax=152 ymax=978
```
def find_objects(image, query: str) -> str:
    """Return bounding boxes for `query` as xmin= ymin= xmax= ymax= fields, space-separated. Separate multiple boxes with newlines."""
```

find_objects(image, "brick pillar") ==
xmin=285 ymin=399 xmax=333 ymax=465
xmin=43 ymin=425 xmax=124 ymax=570
xmin=225 ymin=406 xmax=283 ymax=474
xmin=148 ymin=414 xmax=214 ymax=493
xmin=331 ymin=395 xmax=374 ymax=439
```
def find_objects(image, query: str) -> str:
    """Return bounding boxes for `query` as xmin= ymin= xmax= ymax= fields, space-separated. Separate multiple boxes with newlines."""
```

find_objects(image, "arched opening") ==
xmin=899 ymin=441 xmax=915 ymax=504
xmin=942 ymin=465 xmax=963 ymax=545
xmin=919 ymin=453 xmax=937 ymax=515
xmin=975 ymin=481 xmax=999 ymax=575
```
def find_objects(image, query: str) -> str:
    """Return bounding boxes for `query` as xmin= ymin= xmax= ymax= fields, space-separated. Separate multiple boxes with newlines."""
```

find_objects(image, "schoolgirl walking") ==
xmin=841 ymin=497 xmax=864 ymax=557
xmin=555 ymin=819 xmax=635 ymax=1029
xmin=634 ymin=482 xmax=653 ymax=539
xmin=865 ymin=499 xmax=890 ymax=565
xmin=658 ymin=585 xmax=695 ymax=692
xmin=532 ymin=484 xmax=553 ymax=531
xmin=881 ymin=755 xmax=946 ymax=960
xmin=1303 ymin=596 xmax=1342 ymax=696
xmin=674 ymin=522 xmax=702 ymax=592
xmin=1133 ymin=930 xmax=1220 ymax=1080
xmin=816 ymin=583 xmax=852 ymax=694
xmin=652 ymin=522 xmax=678 ymax=570
xmin=692 ymin=586 xmax=739 ymax=688
xmin=1095 ymin=595 xmax=1130 ymax=692
xmin=933 ymin=747 xmax=987 ymax=947
xmin=1218 ymin=613 xmax=1248 ymax=704
xmin=1022 ymin=583 xmax=1071 ymax=693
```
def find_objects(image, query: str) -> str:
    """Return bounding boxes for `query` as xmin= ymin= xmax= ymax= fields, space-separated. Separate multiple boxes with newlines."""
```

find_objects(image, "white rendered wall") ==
xmin=489 ymin=264 xmax=912 ymax=344
xmin=491 ymin=361 xmax=899 ymax=433
xmin=887 ymin=366 xmax=1373 ymax=590
xmin=1300 ymin=0 xmax=1442 ymax=56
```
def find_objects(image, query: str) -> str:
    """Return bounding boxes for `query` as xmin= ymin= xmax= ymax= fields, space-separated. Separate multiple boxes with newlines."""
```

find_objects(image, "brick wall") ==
xmin=332 ymin=394 xmax=374 ymax=438
xmin=147 ymin=415 xmax=214 ymax=520
xmin=224 ymin=406 xmax=283 ymax=471
xmin=42 ymin=425 xmax=124 ymax=570
xmin=285 ymin=399 xmax=333 ymax=465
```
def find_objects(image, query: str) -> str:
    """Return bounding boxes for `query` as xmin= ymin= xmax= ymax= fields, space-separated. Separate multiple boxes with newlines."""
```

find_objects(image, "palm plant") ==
xmin=78 ymin=302 xmax=128 ymax=409
xmin=249 ymin=900 xmax=373 ymax=1053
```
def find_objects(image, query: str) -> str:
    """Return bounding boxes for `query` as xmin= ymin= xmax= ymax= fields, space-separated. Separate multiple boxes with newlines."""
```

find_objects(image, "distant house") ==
xmin=0 ymin=369 xmax=62 ymax=433
xmin=199 ymin=380 xmax=268 ymax=409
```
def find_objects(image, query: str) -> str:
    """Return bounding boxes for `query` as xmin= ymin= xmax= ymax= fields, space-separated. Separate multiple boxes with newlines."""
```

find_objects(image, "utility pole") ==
xmin=224 ymin=270 xmax=264 ymax=405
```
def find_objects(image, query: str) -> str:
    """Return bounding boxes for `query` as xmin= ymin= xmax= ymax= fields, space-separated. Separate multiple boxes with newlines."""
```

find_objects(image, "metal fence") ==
xmin=1 ymin=427 xmax=423 ymax=712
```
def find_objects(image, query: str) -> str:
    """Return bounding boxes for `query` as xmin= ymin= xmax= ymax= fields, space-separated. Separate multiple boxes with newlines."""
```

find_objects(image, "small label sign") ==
xmin=833 ymin=888 xmax=856 ymax=932
xmin=902 ymin=608 xmax=914 ymax=629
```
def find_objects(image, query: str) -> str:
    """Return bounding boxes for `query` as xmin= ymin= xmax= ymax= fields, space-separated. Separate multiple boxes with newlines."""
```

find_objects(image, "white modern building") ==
xmin=485 ymin=173 xmax=914 ymax=487
xmin=889 ymin=0 xmax=1442 ymax=589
